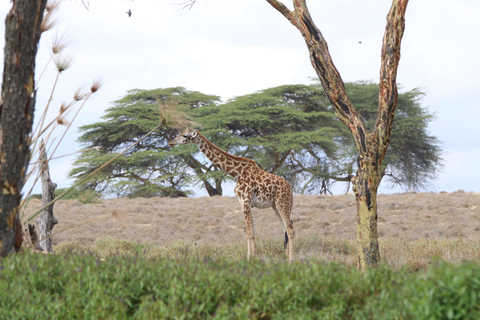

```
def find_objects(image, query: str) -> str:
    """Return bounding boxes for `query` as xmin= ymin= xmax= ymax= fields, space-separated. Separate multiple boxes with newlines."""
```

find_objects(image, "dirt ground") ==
xmin=22 ymin=191 xmax=480 ymax=248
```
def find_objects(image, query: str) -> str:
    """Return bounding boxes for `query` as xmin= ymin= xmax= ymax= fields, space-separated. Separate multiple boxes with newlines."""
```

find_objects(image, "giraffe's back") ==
xmin=249 ymin=168 xmax=292 ymax=209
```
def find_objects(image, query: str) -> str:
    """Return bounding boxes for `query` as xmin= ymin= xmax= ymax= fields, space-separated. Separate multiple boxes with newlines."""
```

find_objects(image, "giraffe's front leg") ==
xmin=241 ymin=200 xmax=256 ymax=259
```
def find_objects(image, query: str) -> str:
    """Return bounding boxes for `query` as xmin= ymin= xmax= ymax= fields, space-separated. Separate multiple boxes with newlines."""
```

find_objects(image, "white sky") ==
xmin=1 ymin=0 xmax=479 ymax=196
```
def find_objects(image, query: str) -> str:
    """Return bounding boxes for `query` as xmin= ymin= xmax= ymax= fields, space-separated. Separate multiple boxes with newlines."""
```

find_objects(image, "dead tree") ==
xmin=266 ymin=0 xmax=409 ymax=269
xmin=37 ymin=140 xmax=58 ymax=252
xmin=0 ymin=0 xmax=48 ymax=257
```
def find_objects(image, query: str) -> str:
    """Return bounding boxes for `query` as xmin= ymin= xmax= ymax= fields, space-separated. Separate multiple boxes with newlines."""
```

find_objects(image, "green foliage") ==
xmin=199 ymin=81 xmax=442 ymax=193
xmin=28 ymin=187 xmax=100 ymax=204
xmin=69 ymin=87 xmax=220 ymax=198
xmin=1 ymin=251 xmax=479 ymax=319
xmin=70 ymin=83 xmax=442 ymax=197
xmin=195 ymin=84 xmax=344 ymax=171
xmin=341 ymin=81 xmax=443 ymax=190
xmin=55 ymin=187 xmax=101 ymax=204
xmin=27 ymin=193 xmax=42 ymax=200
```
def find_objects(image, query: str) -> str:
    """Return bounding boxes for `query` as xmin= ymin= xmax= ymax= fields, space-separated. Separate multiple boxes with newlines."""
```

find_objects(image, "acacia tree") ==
xmin=198 ymin=82 xmax=441 ymax=195
xmin=71 ymin=85 xmax=344 ymax=198
xmin=195 ymin=84 xmax=345 ymax=173
xmin=70 ymin=87 xmax=223 ymax=197
xmin=195 ymin=84 xmax=353 ymax=195
xmin=0 ymin=0 xmax=48 ymax=257
xmin=267 ymin=0 xmax=409 ymax=269
xmin=71 ymin=82 xmax=440 ymax=199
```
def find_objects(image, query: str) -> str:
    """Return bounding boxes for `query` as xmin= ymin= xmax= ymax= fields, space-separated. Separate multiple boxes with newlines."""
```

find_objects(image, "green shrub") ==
xmin=28 ymin=187 xmax=100 ymax=204
xmin=1 ymin=252 xmax=479 ymax=319
xmin=27 ymin=193 xmax=42 ymax=200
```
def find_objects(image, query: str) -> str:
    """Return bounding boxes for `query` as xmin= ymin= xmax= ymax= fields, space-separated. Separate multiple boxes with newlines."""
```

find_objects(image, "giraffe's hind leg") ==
xmin=283 ymin=219 xmax=294 ymax=250
xmin=272 ymin=206 xmax=287 ymax=248
xmin=274 ymin=197 xmax=294 ymax=261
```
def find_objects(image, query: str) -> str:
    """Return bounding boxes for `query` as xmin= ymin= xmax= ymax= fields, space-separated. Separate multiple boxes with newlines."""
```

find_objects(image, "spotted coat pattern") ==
xmin=169 ymin=127 xmax=295 ymax=261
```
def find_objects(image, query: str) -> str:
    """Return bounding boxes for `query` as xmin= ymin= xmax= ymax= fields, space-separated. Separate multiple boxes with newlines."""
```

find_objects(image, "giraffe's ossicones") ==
xmin=169 ymin=127 xmax=295 ymax=261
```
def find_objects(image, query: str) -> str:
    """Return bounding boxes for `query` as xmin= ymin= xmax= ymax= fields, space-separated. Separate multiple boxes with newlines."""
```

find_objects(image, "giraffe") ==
xmin=168 ymin=127 xmax=295 ymax=261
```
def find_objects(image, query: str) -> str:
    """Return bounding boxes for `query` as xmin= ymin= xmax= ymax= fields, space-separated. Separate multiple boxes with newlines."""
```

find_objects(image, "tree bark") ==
xmin=214 ymin=176 xmax=223 ymax=196
xmin=37 ymin=140 xmax=58 ymax=252
xmin=182 ymin=155 xmax=223 ymax=196
xmin=204 ymin=179 xmax=222 ymax=196
xmin=0 ymin=0 xmax=48 ymax=257
xmin=270 ymin=150 xmax=291 ymax=173
xmin=267 ymin=0 xmax=408 ymax=269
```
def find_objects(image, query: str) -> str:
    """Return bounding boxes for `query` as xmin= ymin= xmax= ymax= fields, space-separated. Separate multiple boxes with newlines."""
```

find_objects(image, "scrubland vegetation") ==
xmin=6 ymin=191 xmax=479 ymax=319
xmin=23 ymin=190 xmax=480 ymax=267
xmin=2 ymin=249 xmax=480 ymax=319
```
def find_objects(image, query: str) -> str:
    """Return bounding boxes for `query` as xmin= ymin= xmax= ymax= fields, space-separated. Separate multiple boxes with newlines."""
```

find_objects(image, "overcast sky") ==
xmin=1 ymin=0 xmax=479 ymax=197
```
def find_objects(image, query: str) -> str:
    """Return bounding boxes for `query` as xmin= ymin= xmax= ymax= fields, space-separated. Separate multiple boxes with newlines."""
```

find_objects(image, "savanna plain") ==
xmin=24 ymin=190 xmax=480 ymax=268
xmin=3 ymin=191 xmax=480 ymax=319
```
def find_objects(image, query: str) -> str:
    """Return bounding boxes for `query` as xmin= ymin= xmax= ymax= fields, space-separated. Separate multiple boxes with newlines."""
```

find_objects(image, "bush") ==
xmin=1 ymin=252 xmax=479 ymax=319
xmin=28 ymin=187 xmax=100 ymax=204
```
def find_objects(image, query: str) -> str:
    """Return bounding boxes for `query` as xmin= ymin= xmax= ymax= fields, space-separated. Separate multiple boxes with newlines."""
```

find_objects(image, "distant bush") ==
xmin=27 ymin=193 xmax=42 ymax=200
xmin=28 ymin=187 xmax=100 ymax=204
xmin=1 ymin=251 xmax=479 ymax=319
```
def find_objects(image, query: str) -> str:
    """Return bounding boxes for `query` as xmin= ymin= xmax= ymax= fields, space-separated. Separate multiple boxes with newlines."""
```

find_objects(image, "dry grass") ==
xmin=23 ymin=191 xmax=480 ymax=268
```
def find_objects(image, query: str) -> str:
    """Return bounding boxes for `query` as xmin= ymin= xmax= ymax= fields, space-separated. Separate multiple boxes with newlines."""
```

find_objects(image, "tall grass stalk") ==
xmin=22 ymin=121 xmax=162 ymax=249
xmin=25 ymin=122 xmax=164 ymax=223
xmin=19 ymin=1 xmax=106 ymax=249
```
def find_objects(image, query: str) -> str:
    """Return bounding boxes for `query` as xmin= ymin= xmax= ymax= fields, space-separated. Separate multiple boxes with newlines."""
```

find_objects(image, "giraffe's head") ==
xmin=168 ymin=127 xmax=199 ymax=147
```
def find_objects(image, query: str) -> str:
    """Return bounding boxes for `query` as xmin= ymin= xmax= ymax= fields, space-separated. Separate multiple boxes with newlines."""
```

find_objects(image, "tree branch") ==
xmin=265 ymin=0 xmax=296 ymax=26
xmin=375 ymin=0 xmax=409 ymax=160
xmin=271 ymin=150 xmax=291 ymax=173
xmin=266 ymin=0 xmax=368 ymax=153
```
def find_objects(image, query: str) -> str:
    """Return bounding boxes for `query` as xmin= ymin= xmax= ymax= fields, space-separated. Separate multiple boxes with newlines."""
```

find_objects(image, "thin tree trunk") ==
xmin=270 ymin=150 xmax=291 ymax=173
xmin=182 ymin=155 xmax=223 ymax=196
xmin=267 ymin=0 xmax=408 ymax=269
xmin=37 ymin=140 xmax=58 ymax=252
xmin=0 ymin=0 xmax=47 ymax=257
xmin=214 ymin=176 xmax=223 ymax=196
xmin=205 ymin=180 xmax=222 ymax=196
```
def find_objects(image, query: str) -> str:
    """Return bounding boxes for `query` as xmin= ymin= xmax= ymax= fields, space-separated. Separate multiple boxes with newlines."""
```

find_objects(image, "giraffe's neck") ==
xmin=194 ymin=132 xmax=257 ymax=180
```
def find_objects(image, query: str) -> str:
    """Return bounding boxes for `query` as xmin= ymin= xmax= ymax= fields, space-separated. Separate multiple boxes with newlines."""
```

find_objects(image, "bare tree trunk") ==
xmin=267 ymin=0 xmax=408 ymax=269
xmin=183 ymin=155 xmax=223 ymax=196
xmin=214 ymin=177 xmax=223 ymax=196
xmin=0 ymin=0 xmax=48 ymax=257
xmin=37 ymin=140 xmax=58 ymax=252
